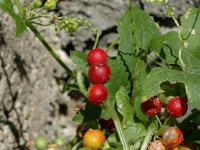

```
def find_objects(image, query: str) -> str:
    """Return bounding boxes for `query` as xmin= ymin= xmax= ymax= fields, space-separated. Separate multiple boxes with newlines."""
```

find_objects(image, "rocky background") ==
xmin=0 ymin=0 xmax=199 ymax=149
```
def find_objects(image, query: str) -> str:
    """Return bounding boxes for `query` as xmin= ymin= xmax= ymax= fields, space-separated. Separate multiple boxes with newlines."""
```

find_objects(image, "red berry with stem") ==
xmin=162 ymin=127 xmax=183 ymax=149
xmin=88 ymin=84 xmax=108 ymax=105
xmin=87 ymin=48 xmax=107 ymax=65
xmin=141 ymin=97 xmax=162 ymax=117
xmin=89 ymin=63 xmax=111 ymax=84
xmin=167 ymin=97 xmax=188 ymax=118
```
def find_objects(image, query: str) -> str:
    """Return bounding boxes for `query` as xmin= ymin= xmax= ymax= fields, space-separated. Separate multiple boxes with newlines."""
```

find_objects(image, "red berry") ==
xmin=148 ymin=140 xmax=166 ymax=150
xmin=162 ymin=127 xmax=183 ymax=149
xmin=167 ymin=97 xmax=188 ymax=118
xmin=88 ymin=84 xmax=108 ymax=105
xmin=89 ymin=63 xmax=111 ymax=84
xmin=83 ymin=129 xmax=106 ymax=150
xmin=141 ymin=97 xmax=162 ymax=116
xmin=87 ymin=48 xmax=107 ymax=65
xmin=99 ymin=119 xmax=115 ymax=133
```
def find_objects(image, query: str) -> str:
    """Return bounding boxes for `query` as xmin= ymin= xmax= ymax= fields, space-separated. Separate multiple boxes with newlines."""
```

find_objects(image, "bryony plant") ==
xmin=1 ymin=0 xmax=200 ymax=150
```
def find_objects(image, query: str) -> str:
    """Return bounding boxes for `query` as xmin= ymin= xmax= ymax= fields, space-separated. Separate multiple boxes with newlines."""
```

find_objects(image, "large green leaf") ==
xmin=107 ymin=123 xmax=146 ymax=146
xmin=70 ymin=51 xmax=87 ymax=71
xmin=149 ymin=31 xmax=183 ymax=65
xmin=162 ymin=32 xmax=182 ymax=65
xmin=117 ymin=7 xmax=160 ymax=74
xmin=0 ymin=0 xmax=26 ymax=36
xmin=117 ymin=9 xmax=136 ymax=73
xmin=179 ymin=49 xmax=200 ymax=74
xmin=105 ymin=58 xmax=129 ymax=102
xmin=131 ymin=8 xmax=161 ymax=50
xmin=133 ymin=59 xmax=149 ymax=122
xmin=141 ymin=67 xmax=200 ymax=110
xmin=115 ymin=86 xmax=134 ymax=126
xmin=181 ymin=8 xmax=200 ymax=58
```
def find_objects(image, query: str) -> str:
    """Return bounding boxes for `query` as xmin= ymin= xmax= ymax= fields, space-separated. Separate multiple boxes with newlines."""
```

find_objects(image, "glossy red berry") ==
xmin=88 ymin=84 xmax=108 ymax=105
xmin=83 ymin=129 xmax=106 ymax=150
xmin=141 ymin=97 xmax=162 ymax=117
xmin=87 ymin=48 xmax=107 ymax=65
xmin=167 ymin=97 xmax=188 ymax=118
xmin=148 ymin=140 xmax=166 ymax=150
xmin=89 ymin=63 xmax=111 ymax=84
xmin=162 ymin=127 xmax=183 ymax=149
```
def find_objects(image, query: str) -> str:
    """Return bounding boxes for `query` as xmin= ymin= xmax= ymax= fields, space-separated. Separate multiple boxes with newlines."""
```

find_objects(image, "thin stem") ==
xmin=30 ymin=21 xmax=54 ymax=27
xmin=155 ymin=115 xmax=162 ymax=127
xmin=157 ymin=116 xmax=171 ymax=136
xmin=25 ymin=21 xmax=74 ymax=76
xmin=140 ymin=123 xmax=157 ymax=150
xmin=104 ymin=102 xmax=129 ymax=150
xmin=76 ymin=71 xmax=88 ymax=97
xmin=129 ymin=0 xmax=133 ymax=8
xmin=106 ymin=37 xmax=120 ymax=52
xmin=93 ymin=30 xmax=100 ymax=49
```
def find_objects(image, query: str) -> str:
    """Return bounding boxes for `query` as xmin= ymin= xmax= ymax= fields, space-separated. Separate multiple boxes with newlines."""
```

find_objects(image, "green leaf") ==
xmin=70 ymin=51 xmax=88 ymax=71
xmin=133 ymin=59 xmax=149 ymax=123
xmin=117 ymin=9 xmax=136 ymax=73
xmin=181 ymin=8 xmax=200 ymax=58
xmin=72 ymin=102 xmax=101 ymax=123
xmin=107 ymin=123 xmax=146 ymax=145
xmin=115 ymin=86 xmax=134 ymax=126
xmin=141 ymin=67 xmax=200 ymax=110
xmin=131 ymin=8 xmax=161 ymax=50
xmin=162 ymin=32 xmax=182 ymax=65
xmin=149 ymin=31 xmax=183 ymax=65
xmin=179 ymin=49 xmax=200 ymax=74
xmin=117 ymin=7 xmax=161 ymax=73
xmin=0 ymin=0 xmax=26 ymax=36
xmin=140 ymin=122 xmax=158 ymax=150
xmin=105 ymin=58 xmax=129 ymax=102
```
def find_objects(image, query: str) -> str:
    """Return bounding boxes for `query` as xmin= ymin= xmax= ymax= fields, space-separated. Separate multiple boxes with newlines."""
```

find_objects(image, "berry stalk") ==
xmin=25 ymin=20 xmax=74 ymax=77
xmin=104 ymin=102 xmax=130 ymax=150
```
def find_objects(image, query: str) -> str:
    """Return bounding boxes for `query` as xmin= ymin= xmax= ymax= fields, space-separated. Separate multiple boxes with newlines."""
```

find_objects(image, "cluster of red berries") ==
xmin=141 ymin=96 xmax=188 ymax=118
xmin=141 ymin=97 xmax=191 ymax=149
xmin=87 ymin=48 xmax=111 ymax=105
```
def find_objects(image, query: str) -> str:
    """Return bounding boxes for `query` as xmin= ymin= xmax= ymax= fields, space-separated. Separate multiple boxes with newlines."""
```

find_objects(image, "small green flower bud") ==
xmin=44 ymin=0 xmax=57 ymax=10
xmin=28 ymin=0 xmax=42 ymax=10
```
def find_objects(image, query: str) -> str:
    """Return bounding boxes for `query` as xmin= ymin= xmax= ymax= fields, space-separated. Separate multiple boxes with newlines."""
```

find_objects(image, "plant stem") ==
xmin=14 ymin=0 xmax=25 ymax=17
xmin=30 ymin=21 xmax=54 ymax=27
xmin=104 ymin=102 xmax=129 ymax=150
xmin=25 ymin=21 xmax=74 ymax=76
xmin=157 ymin=116 xmax=170 ymax=136
xmin=106 ymin=37 xmax=120 ymax=52
xmin=155 ymin=115 xmax=162 ymax=127
xmin=76 ymin=71 xmax=88 ymax=97
xmin=140 ymin=123 xmax=157 ymax=150
xmin=93 ymin=30 xmax=100 ymax=49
